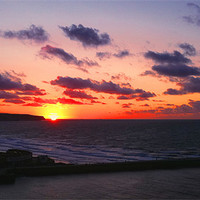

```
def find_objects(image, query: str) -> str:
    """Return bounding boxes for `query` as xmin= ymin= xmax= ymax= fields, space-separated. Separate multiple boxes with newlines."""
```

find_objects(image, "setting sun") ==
xmin=49 ymin=114 xmax=58 ymax=121
xmin=43 ymin=103 xmax=69 ymax=120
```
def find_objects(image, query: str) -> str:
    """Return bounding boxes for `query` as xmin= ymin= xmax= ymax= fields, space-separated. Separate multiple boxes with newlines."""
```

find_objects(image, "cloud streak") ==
xmin=40 ymin=45 xmax=99 ymax=73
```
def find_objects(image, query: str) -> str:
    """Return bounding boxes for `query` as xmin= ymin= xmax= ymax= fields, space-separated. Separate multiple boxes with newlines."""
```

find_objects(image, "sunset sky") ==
xmin=0 ymin=0 xmax=200 ymax=119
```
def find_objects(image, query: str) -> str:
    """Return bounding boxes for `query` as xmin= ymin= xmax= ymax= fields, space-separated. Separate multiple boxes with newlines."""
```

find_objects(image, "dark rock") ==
xmin=6 ymin=149 xmax=33 ymax=167
xmin=36 ymin=155 xmax=55 ymax=165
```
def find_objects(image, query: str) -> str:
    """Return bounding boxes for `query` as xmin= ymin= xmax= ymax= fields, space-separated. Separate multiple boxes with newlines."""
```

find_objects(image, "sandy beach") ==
xmin=0 ymin=168 xmax=200 ymax=199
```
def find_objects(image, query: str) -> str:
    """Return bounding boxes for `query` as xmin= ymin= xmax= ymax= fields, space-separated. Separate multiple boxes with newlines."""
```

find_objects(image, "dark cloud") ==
xmin=179 ymin=77 xmax=200 ymax=93
xmin=0 ymin=91 xmax=19 ymax=99
xmin=141 ymin=104 xmax=150 ymax=107
xmin=152 ymin=64 xmax=200 ymax=77
xmin=40 ymin=45 xmax=99 ymax=73
xmin=113 ymin=50 xmax=131 ymax=58
xmin=96 ymin=50 xmax=131 ymax=60
xmin=163 ymin=88 xmax=184 ymax=95
xmin=160 ymin=104 xmax=195 ymax=114
xmin=59 ymin=24 xmax=111 ymax=47
xmin=140 ymin=70 xmax=158 ymax=77
xmin=142 ymin=49 xmax=200 ymax=79
xmin=122 ymin=103 xmax=133 ymax=108
xmin=129 ymin=100 xmax=200 ymax=115
xmin=121 ymin=83 xmax=132 ymax=87
xmin=153 ymin=100 xmax=165 ymax=102
xmin=3 ymin=99 xmax=25 ymax=104
xmin=134 ymin=109 xmax=156 ymax=114
xmin=164 ymin=77 xmax=200 ymax=95
xmin=96 ymin=52 xmax=111 ymax=60
xmin=179 ymin=43 xmax=196 ymax=56
xmin=117 ymin=91 xmax=156 ymax=101
xmin=51 ymin=76 xmax=136 ymax=95
xmin=183 ymin=3 xmax=200 ymax=27
xmin=0 ymin=72 xmax=46 ymax=95
xmin=136 ymin=91 xmax=156 ymax=101
xmin=144 ymin=50 xmax=191 ymax=64
xmin=51 ymin=76 xmax=156 ymax=101
xmin=90 ymin=100 xmax=105 ymax=104
xmin=189 ymin=99 xmax=200 ymax=110
xmin=63 ymin=89 xmax=97 ymax=99
xmin=0 ymin=25 xmax=49 ymax=43
xmin=117 ymin=96 xmax=130 ymax=100
xmin=111 ymin=73 xmax=132 ymax=82
xmin=0 ymin=73 xmax=23 ymax=90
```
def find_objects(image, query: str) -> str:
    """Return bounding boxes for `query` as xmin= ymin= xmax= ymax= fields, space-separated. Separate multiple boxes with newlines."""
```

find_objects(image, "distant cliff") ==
xmin=0 ymin=113 xmax=45 ymax=121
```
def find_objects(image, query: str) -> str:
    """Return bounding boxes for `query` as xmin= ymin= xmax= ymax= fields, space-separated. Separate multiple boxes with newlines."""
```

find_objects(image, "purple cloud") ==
xmin=152 ymin=64 xmax=200 ymax=77
xmin=183 ymin=3 xmax=200 ymax=27
xmin=51 ymin=76 xmax=136 ymax=95
xmin=64 ymin=89 xmax=97 ymax=99
xmin=179 ymin=43 xmax=196 ymax=56
xmin=113 ymin=50 xmax=131 ymax=58
xmin=117 ymin=91 xmax=156 ymax=101
xmin=3 ymin=99 xmax=25 ymax=104
xmin=0 ymin=91 xmax=19 ymax=99
xmin=96 ymin=50 xmax=131 ymax=60
xmin=1 ymin=25 xmax=49 ymax=43
xmin=0 ymin=72 xmax=46 ymax=95
xmin=59 ymin=24 xmax=111 ymax=47
xmin=144 ymin=50 xmax=191 ymax=64
xmin=164 ymin=77 xmax=200 ymax=95
xmin=51 ymin=76 xmax=156 ymax=101
xmin=40 ymin=45 xmax=99 ymax=73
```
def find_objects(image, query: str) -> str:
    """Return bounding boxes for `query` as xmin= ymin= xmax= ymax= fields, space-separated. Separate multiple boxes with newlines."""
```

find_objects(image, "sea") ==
xmin=0 ymin=119 xmax=200 ymax=164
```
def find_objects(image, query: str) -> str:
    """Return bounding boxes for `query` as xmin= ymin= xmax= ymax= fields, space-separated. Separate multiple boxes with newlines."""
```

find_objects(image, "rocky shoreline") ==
xmin=1 ymin=149 xmax=200 ymax=184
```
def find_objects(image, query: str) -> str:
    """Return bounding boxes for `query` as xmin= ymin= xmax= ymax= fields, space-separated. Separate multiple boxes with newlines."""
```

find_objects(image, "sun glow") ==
xmin=49 ymin=113 xmax=58 ymax=121
xmin=43 ymin=103 xmax=69 ymax=120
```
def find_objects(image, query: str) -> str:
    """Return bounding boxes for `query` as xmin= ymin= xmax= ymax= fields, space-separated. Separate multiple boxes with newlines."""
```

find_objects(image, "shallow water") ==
xmin=0 ymin=168 xmax=200 ymax=199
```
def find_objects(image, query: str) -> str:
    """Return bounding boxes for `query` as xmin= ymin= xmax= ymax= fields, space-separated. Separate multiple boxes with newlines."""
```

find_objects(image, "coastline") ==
xmin=0 ymin=113 xmax=45 ymax=121
xmin=1 ymin=148 xmax=200 ymax=184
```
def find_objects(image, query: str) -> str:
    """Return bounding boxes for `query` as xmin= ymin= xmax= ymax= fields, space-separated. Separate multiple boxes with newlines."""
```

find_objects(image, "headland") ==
xmin=0 ymin=113 xmax=45 ymax=121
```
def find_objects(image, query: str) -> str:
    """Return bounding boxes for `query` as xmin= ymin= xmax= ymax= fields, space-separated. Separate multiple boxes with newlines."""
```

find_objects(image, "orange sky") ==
xmin=0 ymin=1 xmax=200 ymax=119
